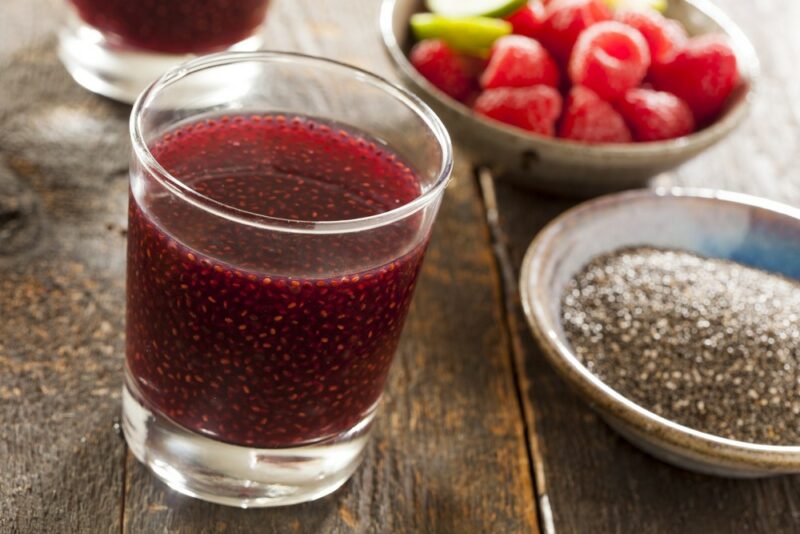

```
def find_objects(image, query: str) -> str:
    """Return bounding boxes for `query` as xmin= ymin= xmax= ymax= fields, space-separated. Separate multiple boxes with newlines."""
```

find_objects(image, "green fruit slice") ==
xmin=604 ymin=0 xmax=668 ymax=12
xmin=426 ymin=0 xmax=528 ymax=18
xmin=411 ymin=14 xmax=512 ymax=55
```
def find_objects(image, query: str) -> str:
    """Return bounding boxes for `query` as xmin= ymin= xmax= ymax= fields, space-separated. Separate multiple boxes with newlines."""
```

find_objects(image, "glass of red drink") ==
xmin=123 ymin=52 xmax=452 ymax=507
xmin=58 ymin=0 xmax=270 ymax=102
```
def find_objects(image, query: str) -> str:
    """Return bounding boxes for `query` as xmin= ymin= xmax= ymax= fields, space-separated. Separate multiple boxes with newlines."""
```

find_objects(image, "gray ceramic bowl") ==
xmin=519 ymin=188 xmax=800 ymax=477
xmin=380 ymin=0 xmax=760 ymax=195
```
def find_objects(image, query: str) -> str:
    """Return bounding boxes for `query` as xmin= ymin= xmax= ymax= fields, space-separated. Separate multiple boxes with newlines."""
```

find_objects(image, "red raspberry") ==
xmin=568 ymin=21 xmax=651 ymax=101
xmin=617 ymin=88 xmax=695 ymax=141
xmin=505 ymin=1 xmax=547 ymax=38
xmin=538 ymin=0 xmax=611 ymax=64
xmin=410 ymin=39 xmax=476 ymax=102
xmin=649 ymin=34 xmax=739 ymax=123
xmin=474 ymin=85 xmax=563 ymax=135
xmin=616 ymin=8 xmax=687 ymax=64
xmin=480 ymin=35 xmax=560 ymax=89
xmin=559 ymin=86 xmax=632 ymax=142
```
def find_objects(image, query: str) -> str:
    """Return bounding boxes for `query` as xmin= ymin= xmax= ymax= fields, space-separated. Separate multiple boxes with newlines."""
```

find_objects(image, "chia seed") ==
xmin=561 ymin=247 xmax=800 ymax=445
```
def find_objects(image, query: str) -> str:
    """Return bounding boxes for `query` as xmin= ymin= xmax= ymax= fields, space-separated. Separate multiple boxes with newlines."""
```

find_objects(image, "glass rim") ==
xmin=130 ymin=51 xmax=453 ymax=235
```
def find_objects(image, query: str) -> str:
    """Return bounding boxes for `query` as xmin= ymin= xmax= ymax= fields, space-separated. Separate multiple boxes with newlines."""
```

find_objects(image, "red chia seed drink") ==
xmin=123 ymin=53 xmax=451 ymax=506
xmin=126 ymin=114 xmax=429 ymax=448
xmin=67 ymin=0 xmax=270 ymax=54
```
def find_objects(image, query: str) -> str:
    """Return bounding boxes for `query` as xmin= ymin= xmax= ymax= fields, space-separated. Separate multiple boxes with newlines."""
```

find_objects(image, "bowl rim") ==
xmin=379 ymin=0 xmax=761 ymax=158
xmin=519 ymin=187 xmax=800 ymax=469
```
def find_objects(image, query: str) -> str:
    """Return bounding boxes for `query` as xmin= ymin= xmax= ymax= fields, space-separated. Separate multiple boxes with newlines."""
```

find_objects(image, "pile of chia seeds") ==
xmin=561 ymin=247 xmax=800 ymax=445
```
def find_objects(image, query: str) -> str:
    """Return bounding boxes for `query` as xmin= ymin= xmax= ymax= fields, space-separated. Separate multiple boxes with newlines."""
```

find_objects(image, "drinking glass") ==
xmin=58 ymin=0 xmax=271 ymax=102
xmin=123 ymin=52 xmax=452 ymax=507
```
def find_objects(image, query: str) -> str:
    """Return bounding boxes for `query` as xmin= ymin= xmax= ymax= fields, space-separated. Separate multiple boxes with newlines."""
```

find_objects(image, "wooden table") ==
xmin=1 ymin=0 xmax=798 ymax=531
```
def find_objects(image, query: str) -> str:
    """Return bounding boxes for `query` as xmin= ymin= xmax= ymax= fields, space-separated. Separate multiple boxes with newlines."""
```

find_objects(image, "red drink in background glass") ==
xmin=59 ymin=0 xmax=271 ymax=102
xmin=127 ymin=114 xmax=427 ymax=448
xmin=68 ymin=0 xmax=270 ymax=54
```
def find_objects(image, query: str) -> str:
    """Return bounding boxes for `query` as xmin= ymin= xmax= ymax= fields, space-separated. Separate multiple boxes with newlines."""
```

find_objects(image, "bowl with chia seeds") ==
xmin=520 ymin=188 xmax=800 ymax=477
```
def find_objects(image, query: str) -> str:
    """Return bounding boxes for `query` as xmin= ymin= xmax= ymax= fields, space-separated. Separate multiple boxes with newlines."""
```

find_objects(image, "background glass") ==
xmin=123 ymin=52 xmax=452 ymax=507
xmin=58 ymin=0 xmax=271 ymax=103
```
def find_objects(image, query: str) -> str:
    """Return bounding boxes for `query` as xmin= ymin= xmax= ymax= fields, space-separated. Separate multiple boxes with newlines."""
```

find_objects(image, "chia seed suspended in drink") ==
xmin=127 ymin=114 xmax=427 ymax=448
xmin=561 ymin=247 xmax=800 ymax=445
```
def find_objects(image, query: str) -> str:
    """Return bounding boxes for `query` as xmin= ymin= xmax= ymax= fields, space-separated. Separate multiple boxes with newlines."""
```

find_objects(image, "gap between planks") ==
xmin=475 ymin=167 xmax=556 ymax=534
xmin=119 ymin=440 xmax=127 ymax=534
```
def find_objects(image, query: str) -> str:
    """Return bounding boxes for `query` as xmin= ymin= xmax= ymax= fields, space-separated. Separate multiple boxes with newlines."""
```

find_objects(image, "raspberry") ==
xmin=615 ymin=8 xmax=687 ymax=64
xmin=505 ymin=1 xmax=547 ymax=38
xmin=538 ymin=0 xmax=611 ymax=64
xmin=559 ymin=86 xmax=632 ymax=142
xmin=474 ymin=85 xmax=563 ymax=135
xmin=410 ymin=39 xmax=477 ymax=102
xmin=649 ymin=34 xmax=739 ymax=123
xmin=568 ymin=21 xmax=651 ymax=101
xmin=617 ymin=88 xmax=695 ymax=141
xmin=480 ymin=35 xmax=560 ymax=89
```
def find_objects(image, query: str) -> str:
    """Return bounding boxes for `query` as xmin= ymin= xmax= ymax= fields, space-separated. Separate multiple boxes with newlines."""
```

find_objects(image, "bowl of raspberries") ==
xmin=380 ymin=0 xmax=759 ymax=194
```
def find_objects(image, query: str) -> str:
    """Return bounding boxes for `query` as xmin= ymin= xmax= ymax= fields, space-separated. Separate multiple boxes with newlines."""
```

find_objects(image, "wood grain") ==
xmin=0 ymin=0 xmax=537 ymax=532
xmin=489 ymin=1 xmax=800 ymax=532
xmin=4 ymin=0 xmax=798 ymax=531
xmin=0 ymin=3 xmax=129 ymax=530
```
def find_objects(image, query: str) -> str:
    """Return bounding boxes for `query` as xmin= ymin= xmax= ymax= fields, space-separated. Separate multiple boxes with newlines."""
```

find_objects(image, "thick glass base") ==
xmin=122 ymin=370 xmax=374 ymax=508
xmin=57 ymin=15 xmax=263 ymax=104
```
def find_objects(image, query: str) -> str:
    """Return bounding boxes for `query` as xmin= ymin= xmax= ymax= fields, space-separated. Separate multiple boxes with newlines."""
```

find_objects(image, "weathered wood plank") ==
xmin=0 ymin=2 xmax=128 ymax=529
xmin=4 ymin=0 xmax=539 ymax=531
xmin=490 ymin=1 xmax=800 ymax=532
xmin=1 ymin=0 xmax=537 ymax=531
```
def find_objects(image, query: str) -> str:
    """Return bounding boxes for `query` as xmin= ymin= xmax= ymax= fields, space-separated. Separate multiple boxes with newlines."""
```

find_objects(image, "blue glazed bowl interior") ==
xmin=536 ymin=189 xmax=800 ymax=335
xmin=706 ymin=213 xmax=800 ymax=279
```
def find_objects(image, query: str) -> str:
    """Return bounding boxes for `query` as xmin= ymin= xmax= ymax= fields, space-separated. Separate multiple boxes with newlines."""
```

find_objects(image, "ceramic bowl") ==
xmin=380 ymin=0 xmax=760 ymax=195
xmin=519 ymin=188 xmax=800 ymax=477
